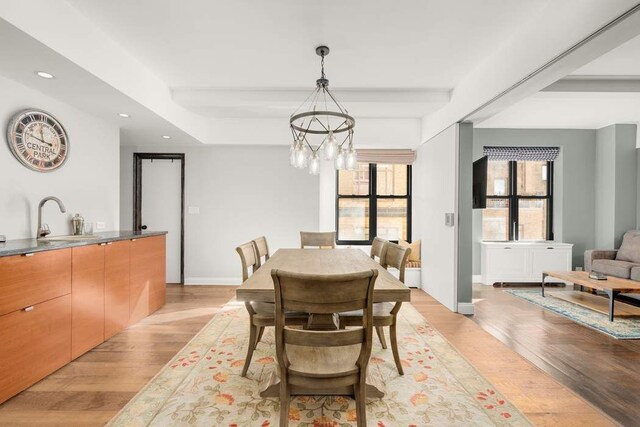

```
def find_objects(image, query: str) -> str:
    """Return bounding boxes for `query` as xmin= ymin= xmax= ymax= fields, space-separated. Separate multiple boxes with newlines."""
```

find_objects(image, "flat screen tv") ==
xmin=473 ymin=155 xmax=488 ymax=209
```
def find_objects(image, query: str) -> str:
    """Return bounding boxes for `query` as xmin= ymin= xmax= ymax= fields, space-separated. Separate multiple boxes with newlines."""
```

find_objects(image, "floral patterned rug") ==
xmin=506 ymin=289 xmax=640 ymax=339
xmin=108 ymin=301 xmax=530 ymax=426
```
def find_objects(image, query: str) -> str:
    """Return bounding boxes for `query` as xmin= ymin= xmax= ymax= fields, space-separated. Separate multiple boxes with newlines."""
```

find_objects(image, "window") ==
xmin=336 ymin=163 xmax=411 ymax=244
xmin=482 ymin=160 xmax=553 ymax=241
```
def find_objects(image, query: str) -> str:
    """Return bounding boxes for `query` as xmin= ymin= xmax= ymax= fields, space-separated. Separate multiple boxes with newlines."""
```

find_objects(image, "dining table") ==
xmin=235 ymin=247 xmax=411 ymax=398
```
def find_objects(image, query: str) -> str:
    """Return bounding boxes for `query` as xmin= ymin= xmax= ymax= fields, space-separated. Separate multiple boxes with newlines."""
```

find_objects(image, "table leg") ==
xmin=604 ymin=290 xmax=620 ymax=322
xmin=541 ymin=273 xmax=548 ymax=297
xmin=307 ymin=313 xmax=339 ymax=330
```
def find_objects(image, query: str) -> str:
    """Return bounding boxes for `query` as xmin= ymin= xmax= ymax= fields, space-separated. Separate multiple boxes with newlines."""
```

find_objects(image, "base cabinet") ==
xmin=0 ymin=233 xmax=166 ymax=404
xmin=0 ymin=294 xmax=71 ymax=404
xmin=481 ymin=242 xmax=573 ymax=285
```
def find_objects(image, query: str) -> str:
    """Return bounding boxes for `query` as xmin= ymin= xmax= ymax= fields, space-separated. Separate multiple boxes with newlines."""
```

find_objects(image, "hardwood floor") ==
xmin=0 ymin=284 xmax=616 ymax=426
xmin=470 ymin=284 xmax=640 ymax=426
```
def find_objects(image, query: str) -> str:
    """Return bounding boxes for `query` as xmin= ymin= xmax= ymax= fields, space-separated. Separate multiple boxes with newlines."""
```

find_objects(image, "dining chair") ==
xmin=236 ymin=241 xmax=308 ymax=377
xmin=253 ymin=236 xmax=270 ymax=268
xmin=370 ymin=236 xmax=388 ymax=262
xmin=300 ymin=231 xmax=336 ymax=248
xmin=340 ymin=242 xmax=411 ymax=375
xmin=272 ymin=269 xmax=378 ymax=427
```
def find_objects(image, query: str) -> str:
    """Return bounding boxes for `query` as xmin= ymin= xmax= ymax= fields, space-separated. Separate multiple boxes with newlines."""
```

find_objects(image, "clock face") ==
xmin=6 ymin=109 xmax=69 ymax=172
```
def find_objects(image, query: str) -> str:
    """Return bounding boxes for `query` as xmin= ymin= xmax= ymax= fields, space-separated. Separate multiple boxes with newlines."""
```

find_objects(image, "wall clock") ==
xmin=6 ymin=109 xmax=69 ymax=172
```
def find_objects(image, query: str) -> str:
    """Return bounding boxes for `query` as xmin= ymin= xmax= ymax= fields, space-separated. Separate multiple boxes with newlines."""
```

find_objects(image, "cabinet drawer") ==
xmin=0 ymin=294 xmax=72 ymax=404
xmin=0 ymin=249 xmax=72 ymax=317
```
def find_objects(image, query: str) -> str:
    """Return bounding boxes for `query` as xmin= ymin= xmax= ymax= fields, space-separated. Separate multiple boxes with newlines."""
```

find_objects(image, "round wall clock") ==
xmin=6 ymin=109 xmax=69 ymax=172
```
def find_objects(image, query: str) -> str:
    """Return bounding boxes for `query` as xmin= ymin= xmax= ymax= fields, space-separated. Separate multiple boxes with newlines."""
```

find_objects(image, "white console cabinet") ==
xmin=480 ymin=241 xmax=573 ymax=285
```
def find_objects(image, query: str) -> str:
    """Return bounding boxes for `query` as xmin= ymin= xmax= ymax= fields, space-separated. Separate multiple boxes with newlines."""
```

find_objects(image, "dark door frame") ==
xmin=133 ymin=153 xmax=185 ymax=284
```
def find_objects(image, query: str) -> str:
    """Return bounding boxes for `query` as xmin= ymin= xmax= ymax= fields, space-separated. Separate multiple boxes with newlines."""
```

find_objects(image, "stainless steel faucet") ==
xmin=37 ymin=196 xmax=66 ymax=239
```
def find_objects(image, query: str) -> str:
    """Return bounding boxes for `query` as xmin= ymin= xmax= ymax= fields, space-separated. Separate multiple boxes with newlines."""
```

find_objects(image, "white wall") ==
xmin=413 ymin=124 xmax=459 ymax=311
xmin=120 ymin=145 xmax=319 ymax=283
xmin=0 ymin=74 xmax=120 ymax=239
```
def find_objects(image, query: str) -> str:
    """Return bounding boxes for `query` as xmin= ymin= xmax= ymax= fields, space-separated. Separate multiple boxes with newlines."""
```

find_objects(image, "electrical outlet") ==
xmin=188 ymin=206 xmax=200 ymax=214
xmin=95 ymin=221 xmax=106 ymax=230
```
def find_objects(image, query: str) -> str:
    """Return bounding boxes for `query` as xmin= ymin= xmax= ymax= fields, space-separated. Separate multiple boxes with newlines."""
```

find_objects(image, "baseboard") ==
xmin=184 ymin=277 xmax=242 ymax=285
xmin=457 ymin=302 xmax=475 ymax=315
xmin=472 ymin=275 xmax=482 ymax=284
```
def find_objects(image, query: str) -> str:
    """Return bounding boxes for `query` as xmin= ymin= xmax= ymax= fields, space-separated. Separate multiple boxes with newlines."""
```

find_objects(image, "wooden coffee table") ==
xmin=542 ymin=271 xmax=640 ymax=321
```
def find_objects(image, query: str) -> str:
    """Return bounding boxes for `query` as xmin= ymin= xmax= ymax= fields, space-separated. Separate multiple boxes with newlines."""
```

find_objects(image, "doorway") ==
xmin=133 ymin=153 xmax=185 ymax=284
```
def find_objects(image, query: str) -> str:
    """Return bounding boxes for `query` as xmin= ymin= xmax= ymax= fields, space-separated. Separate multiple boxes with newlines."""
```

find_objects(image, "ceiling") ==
xmin=478 ymin=33 xmax=640 ymax=130
xmin=1 ymin=0 xmax=639 ymax=147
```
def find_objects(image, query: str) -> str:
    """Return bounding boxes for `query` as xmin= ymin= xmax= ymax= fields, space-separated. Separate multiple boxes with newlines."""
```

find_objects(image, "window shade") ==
xmin=356 ymin=149 xmax=416 ymax=164
xmin=483 ymin=146 xmax=559 ymax=161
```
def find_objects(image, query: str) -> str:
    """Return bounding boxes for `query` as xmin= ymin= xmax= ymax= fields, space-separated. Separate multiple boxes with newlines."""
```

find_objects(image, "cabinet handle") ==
xmin=23 ymin=253 xmax=34 ymax=257
xmin=23 ymin=306 xmax=34 ymax=312
xmin=106 ymin=242 xmax=113 ymax=245
xmin=131 ymin=239 xmax=137 ymax=242
xmin=504 ymin=247 xmax=512 ymax=250
xmin=547 ymin=247 xmax=554 ymax=249
xmin=98 ymin=243 xmax=107 ymax=246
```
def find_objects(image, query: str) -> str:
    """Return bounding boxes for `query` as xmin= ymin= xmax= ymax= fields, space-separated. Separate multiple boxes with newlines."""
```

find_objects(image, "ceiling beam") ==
xmin=543 ymin=76 xmax=640 ymax=92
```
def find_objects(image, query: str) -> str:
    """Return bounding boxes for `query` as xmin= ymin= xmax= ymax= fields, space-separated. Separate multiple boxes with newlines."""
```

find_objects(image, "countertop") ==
xmin=0 ymin=230 xmax=167 ymax=257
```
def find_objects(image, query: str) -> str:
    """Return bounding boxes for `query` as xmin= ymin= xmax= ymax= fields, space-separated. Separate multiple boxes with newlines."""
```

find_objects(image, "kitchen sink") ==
xmin=39 ymin=234 xmax=101 ymax=242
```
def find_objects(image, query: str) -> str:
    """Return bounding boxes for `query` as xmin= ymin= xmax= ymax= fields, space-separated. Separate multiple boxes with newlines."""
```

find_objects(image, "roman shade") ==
xmin=483 ymin=146 xmax=559 ymax=162
xmin=356 ymin=149 xmax=416 ymax=164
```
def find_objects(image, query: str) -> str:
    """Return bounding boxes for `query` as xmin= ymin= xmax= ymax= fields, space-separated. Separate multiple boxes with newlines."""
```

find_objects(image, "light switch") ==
xmin=95 ymin=221 xmax=106 ymax=230
xmin=188 ymin=206 xmax=200 ymax=214
xmin=445 ymin=213 xmax=455 ymax=227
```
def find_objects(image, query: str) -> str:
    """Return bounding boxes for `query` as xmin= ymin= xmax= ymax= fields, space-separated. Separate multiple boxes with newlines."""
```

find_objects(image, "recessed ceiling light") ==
xmin=35 ymin=71 xmax=54 ymax=79
xmin=162 ymin=135 xmax=171 ymax=139
xmin=118 ymin=113 xmax=130 ymax=118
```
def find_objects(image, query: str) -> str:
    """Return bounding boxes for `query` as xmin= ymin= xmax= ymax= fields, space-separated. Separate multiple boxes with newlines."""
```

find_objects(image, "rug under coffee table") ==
xmin=542 ymin=271 xmax=640 ymax=321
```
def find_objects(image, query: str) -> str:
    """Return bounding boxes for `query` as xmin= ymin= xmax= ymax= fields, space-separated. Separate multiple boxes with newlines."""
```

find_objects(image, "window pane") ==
xmin=482 ymin=198 xmax=509 ymax=240
xmin=517 ymin=161 xmax=548 ymax=196
xmin=338 ymin=163 xmax=369 ymax=195
xmin=487 ymin=160 xmax=509 ymax=196
xmin=376 ymin=164 xmax=407 ymax=196
xmin=338 ymin=198 xmax=369 ymax=241
xmin=377 ymin=198 xmax=407 ymax=241
xmin=518 ymin=199 xmax=547 ymax=240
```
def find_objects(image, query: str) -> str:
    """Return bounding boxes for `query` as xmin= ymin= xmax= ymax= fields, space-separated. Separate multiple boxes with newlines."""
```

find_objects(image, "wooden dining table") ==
xmin=235 ymin=248 xmax=411 ymax=398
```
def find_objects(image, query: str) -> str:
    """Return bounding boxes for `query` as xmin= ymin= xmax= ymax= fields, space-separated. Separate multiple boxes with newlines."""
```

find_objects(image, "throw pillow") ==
xmin=399 ymin=239 xmax=421 ymax=262
xmin=616 ymin=230 xmax=640 ymax=264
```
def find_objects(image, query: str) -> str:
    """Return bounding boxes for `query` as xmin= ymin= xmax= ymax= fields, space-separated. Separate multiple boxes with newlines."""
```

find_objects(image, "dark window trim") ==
xmin=335 ymin=163 xmax=412 ymax=245
xmin=485 ymin=160 xmax=554 ymax=241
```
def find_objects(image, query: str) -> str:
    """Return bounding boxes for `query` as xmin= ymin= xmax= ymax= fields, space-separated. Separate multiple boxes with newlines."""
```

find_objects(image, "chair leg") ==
xmin=375 ymin=326 xmax=388 ymax=349
xmin=279 ymin=381 xmax=290 ymax=427
xmin=255 ymin=326 xmax=265 ymax=349
xmin=241 ymin=323 xmax=257 ymax=377
xmin=354 ymin=378 xmax=367 ymax=427
xmin=390 ymin=321 xmax=404 ymax=375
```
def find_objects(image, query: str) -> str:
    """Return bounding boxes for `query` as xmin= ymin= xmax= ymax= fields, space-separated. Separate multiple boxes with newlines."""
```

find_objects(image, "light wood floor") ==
xmin=0 ymin=285 xmax=614 ymax=426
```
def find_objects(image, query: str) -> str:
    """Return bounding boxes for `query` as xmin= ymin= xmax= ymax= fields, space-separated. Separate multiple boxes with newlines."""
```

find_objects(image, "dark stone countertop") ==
xmin=0 ymin=230 xmax=167 ymax=257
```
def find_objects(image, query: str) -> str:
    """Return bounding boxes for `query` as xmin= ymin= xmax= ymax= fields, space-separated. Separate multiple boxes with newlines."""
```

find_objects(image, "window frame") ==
xmin=335 ymin=163 xmax=412 ymax=245
xmin=485 ymin=160 xmax=554 ymax=241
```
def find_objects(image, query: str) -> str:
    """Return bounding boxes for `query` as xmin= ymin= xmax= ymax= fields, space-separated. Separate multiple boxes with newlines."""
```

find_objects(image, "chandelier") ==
xmin=289 ymin=46 xmax=356 ymax=174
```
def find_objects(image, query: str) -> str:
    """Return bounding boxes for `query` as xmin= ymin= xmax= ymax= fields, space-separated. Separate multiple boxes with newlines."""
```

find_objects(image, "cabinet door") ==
xmin=531 ymin=247 xmax=573 ymax=278
xmin=0 ymin=249 xmax=71 ymax=317
xmin=72 ymin=245 xmax=105 ymax=359
xmin=105 ymin=241 xmax=130 ymax=339
xmin=486 ymin=247 xmax=530 ymax=280
xmin=130 ymin=236 xmax=166 ymax=323
xmin=0 ymin=295 xmax=71 ymax=404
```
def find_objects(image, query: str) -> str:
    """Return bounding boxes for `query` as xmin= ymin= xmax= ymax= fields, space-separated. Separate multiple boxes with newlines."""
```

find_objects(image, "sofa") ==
xmin=585 ymin=230 xmax=640 ymax=284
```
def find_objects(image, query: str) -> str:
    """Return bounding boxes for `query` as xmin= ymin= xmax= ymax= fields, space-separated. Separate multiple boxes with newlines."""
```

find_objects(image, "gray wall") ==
xmin=0 ymin=75 xmax=120 ymax=240
xmin=120 ymin=145 xmax=319 ymax=282
xmin=473 ymin=129 xmax=597 ymax=273
xmin=613 ymin=124 xmax=638 ymax=248
xmin=595 ymin=126 xmax=616 ymax=248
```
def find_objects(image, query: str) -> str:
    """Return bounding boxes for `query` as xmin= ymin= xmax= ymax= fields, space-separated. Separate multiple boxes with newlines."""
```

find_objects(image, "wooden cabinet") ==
xmin=104 ymin=241 xmax=131 ymax=339
xmin=71 ymin=244 xmax=105 ymax=359
xmin=130 ymin=235 xmax=166 ymax=323
xmin=0 ymin=234 xmax=165 ymax=404
xmin=0 ymin=249 xmax=71 ymax=317
xmin=0 ymin=295 xmax=71 ymax=404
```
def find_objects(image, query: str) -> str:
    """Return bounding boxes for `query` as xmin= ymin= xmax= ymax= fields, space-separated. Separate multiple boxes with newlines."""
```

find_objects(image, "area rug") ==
xmin=108 ymin=301 xmax=530 ymax=426
xmin=506 ymin=289 xmax=640 ymax=339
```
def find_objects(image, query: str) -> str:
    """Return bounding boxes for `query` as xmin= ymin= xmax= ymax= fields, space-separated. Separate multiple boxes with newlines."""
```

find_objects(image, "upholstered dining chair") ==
xmin=272 ymin=269 xmax=378 ymax=427
xmin=253 ymin=236 xmax=270 ymax=268
xmin=236 ymin=241 xmax=307 ymax=377
xmin=300 ymin=231 xmax=336 ymax=248
xmin=340 ymin=242 xmax=411 ymax=375
xmin=370 ymin=237 xmax=388 ymax=262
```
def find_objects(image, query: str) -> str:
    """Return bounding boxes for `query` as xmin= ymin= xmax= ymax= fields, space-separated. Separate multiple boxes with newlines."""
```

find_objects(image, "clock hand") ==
xmin=27 ymin=132 xmax=53 ymax=147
